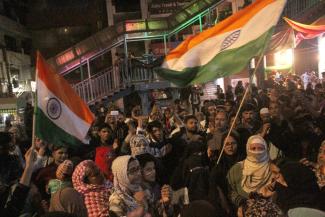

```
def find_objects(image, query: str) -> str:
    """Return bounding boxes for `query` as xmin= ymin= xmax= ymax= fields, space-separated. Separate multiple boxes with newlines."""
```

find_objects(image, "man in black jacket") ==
xmin=0 ymin=132 xmax=22 ymax=187
xmin=0 ymin=133 xmax=37 ymax=217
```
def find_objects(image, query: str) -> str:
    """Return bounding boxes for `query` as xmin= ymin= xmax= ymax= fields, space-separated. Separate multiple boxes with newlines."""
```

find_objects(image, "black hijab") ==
xmin=275 ymin=162 xmax=321 ymax=213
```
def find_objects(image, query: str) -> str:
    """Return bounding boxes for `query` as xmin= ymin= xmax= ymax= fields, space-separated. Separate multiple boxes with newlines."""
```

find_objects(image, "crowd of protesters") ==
xmin=1 ymin=75 xmax=325 ymax=217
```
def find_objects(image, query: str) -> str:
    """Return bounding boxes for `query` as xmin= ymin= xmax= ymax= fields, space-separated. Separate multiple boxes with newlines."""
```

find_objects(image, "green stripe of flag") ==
xmin=35 ymin=108 xmax=84 ymax=147
xmin=155 ymin=28 xmax=274 ymax=87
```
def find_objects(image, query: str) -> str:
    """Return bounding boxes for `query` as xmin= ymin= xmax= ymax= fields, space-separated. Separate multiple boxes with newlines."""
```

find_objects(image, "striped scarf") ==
xmin=72 ymin=160 xmax=112 ymax=217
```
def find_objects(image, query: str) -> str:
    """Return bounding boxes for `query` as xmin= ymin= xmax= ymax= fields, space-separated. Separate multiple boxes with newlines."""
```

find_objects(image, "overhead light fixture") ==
xmin=274 ymin=48 xmax=294 ymax=67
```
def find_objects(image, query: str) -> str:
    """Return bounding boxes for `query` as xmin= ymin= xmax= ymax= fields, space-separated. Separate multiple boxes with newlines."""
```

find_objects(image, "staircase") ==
xmin=48 ymin=0 xmax=226 ymax=75
xmin=61 ymin=0 xmax=324 ymax=104
xmin=72 ymin=57 xmax=168 ymax=104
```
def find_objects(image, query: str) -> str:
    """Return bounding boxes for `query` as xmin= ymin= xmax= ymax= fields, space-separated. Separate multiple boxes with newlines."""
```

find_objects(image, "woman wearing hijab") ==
xmin=136 ymin=153 xmax=173 ymax=217
xmin=299 ymin=140 xmax=325 ymax=189
xmin=72 ymin=160 xmax=112 ymax=217
xmin=49 ymin=187 xmax=88 ymax=217
xmin=227 ymin=135 xmax=274 ymax=208
xmin=209 ymin=132 xmax=243 ymax=214
xmin=274 ymin=162 xmax=325 ymax=216
xmin=109 ymin=155 xmax=148 ymax=216
xmin=171 ymin=140 xmax=210 ymax=202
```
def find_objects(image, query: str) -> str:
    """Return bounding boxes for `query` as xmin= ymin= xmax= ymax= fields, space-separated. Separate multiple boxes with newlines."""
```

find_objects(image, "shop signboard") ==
xmin=149 ymin=0 xmax=192 ymax=15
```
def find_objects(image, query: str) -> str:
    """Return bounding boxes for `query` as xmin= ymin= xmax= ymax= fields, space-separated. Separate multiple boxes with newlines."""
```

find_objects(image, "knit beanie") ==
xmin=56 ymin=160 xmax=74 ymax=180
xmin=130 ymin=134 xmax=150 ymax=157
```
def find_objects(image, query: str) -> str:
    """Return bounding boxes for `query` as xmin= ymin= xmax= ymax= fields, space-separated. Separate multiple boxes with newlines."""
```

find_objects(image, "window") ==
xmin=115 ymin=0 xmax=140 ymax=13
xmin=4 ymin=35 xmax=17 ymax=52
xmin=21 ymin=39 xmax=32 ymax=55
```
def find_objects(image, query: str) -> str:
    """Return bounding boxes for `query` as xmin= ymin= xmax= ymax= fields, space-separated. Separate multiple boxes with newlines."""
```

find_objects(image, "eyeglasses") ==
xmin=127 ymin=166 xmax=141 ymax=176
xmin=225 ymin=141 xmax=237 ymax=146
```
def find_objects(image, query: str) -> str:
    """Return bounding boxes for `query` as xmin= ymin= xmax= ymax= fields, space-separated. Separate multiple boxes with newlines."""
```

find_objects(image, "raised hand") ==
xmin=24 ymin=147 xmax=37 ymax=169
xmin=161 ymin=185 xmax=172 ymax=204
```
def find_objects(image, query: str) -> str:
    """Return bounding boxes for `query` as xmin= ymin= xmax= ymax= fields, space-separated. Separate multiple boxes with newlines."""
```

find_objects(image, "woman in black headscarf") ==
xmin=209 ymin=132 xmax=243 ymax=215
xmin=171 ymin=140 xmax=210 ymax=202
xmin=274 ymin=162 xmax=325 ymax=215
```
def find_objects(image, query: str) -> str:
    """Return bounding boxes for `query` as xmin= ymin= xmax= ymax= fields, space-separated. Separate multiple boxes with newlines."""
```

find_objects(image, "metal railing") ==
xmin=127 ymin=58 xmax=162 ymax=83
xmin=282 ymin=0 xmax=323 ymax=20
xmin=72 ymin=59 xmax=162 ymax=104
xmin=73 ymin=67 xmax=119 ymax=103
xmin=48 ymin=0 xmax=226 ymax=74
xmin=71 ymin=0 xmax=324 ymax=104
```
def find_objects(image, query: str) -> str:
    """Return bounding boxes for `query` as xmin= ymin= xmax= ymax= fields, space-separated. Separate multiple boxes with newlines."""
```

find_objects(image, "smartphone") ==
xmin=110 ymin=110 xmax=119 ymax=116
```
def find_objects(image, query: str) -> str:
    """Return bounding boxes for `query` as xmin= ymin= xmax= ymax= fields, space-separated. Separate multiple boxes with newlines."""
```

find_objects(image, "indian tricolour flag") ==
xmin=35 ymin=52 xmax=94 ymax=146
xmin=156 ymin=0 xmax=287 ymax=87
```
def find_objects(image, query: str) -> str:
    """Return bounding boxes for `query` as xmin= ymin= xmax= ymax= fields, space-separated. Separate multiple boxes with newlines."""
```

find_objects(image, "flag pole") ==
xmin=31 ymin=52 xmax=39 ymax=149
xmin=216 ymin=50 xmax=266 ymax=165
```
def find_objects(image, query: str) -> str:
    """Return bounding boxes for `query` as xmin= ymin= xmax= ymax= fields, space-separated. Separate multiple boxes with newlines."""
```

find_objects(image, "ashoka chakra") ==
xmin=46 ymin=98 xmax=62 ymax=120
xmin=220 ymin=30 xmax=241 ymax=51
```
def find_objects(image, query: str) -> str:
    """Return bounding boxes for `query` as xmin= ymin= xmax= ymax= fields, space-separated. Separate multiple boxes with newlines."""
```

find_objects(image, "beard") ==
xmin=187 ymin=128 xmax=197 ymax=134
xmin=152 ymin=135 xmax=162 ymax=142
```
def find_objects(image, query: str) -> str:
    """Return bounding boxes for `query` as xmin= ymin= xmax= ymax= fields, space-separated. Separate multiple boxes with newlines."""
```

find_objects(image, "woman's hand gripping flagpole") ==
xmin=216 ymin=52 xmax=267 ymax=166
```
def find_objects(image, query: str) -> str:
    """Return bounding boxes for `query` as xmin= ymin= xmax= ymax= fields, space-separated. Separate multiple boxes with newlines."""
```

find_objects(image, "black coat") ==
xmin=0 ymin=183 xmax=30 ymax=217
xmin=208 ymin=153 xmax=243 ymax=210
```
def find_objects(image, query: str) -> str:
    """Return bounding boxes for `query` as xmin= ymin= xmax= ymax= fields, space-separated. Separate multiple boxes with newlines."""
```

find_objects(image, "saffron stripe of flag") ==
xmin=156 ymin=0 xmax=287 ymax=87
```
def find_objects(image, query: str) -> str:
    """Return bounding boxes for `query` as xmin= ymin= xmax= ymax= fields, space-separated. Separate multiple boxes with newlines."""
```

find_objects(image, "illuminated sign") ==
xmin=125 ymin=21 xmax=146 ymax=32
xmin=149 ymin=0 xmax=192 ymax=15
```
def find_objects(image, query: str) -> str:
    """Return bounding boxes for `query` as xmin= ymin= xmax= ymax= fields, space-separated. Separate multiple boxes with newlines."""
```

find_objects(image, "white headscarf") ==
xmin=241 ymin=135 xmax=272 ymax=193
xmin=112 ymin=155 xmax=141 ymax=192
xmin=111 ymin=155 xmax=142 ymax=212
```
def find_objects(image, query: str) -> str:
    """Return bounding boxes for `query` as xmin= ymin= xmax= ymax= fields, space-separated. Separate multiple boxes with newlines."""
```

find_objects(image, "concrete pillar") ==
xmin=231 ymin=0 xmax=245 ymax=13
xmin=140 ymin=0 xmax=150 ymax=54
xmin=139 ymin=91 xmax=150 ymax=115
xmin=0 ymin=49 xmax=6 ymax=79
xmin=105 ymin=0 xmax=115 ymax=26
xmin=140 ymin=0 xmax=149 ymax=19
xmin=106 ymin=0 xmax=119 ymax=67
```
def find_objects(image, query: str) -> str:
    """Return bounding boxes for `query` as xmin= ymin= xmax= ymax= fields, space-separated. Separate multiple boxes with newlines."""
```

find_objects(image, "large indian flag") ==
xmin=35 ymin=52 xmax=94 ymax=146
xmin=156 ymin=0 xmax=287 ymax=87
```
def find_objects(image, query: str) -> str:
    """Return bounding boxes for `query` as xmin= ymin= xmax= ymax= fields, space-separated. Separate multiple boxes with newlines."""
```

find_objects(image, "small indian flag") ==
xmin=156 ymin=0 xmax=287 ymax=87
xmin=35 ymin=52 xmax=94 ymax=146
